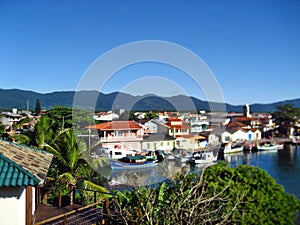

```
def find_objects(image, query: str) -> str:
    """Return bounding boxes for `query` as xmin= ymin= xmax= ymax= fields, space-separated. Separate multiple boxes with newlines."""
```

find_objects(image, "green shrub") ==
xmin=107 ymin=162 xmax=300 ymax=225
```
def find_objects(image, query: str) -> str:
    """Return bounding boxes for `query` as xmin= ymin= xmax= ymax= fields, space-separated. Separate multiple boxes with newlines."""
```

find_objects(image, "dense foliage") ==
xmin=107 ymin=162 xmax=300 ymax=225
xmin=11 ymin=106 xmax=109 ymax=205
xmin=272 ymin=104 xmax=300 ymax=137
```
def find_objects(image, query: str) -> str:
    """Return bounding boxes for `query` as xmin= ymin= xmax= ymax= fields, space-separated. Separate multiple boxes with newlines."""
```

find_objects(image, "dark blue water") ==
xmin=224 ymin=144 xmax=300 ymax=199
xmin=106 ymin=145 xmax=300 ymax=223
xmin=107 ymin=144 xmax=300 ymax=200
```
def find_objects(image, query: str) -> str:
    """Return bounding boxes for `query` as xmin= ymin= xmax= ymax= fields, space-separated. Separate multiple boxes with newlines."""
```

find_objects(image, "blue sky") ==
xmin=0 ymin=0 xmax=299 ymax=105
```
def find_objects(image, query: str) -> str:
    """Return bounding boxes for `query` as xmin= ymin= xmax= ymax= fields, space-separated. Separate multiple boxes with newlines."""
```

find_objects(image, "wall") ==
xmin=0 ymin=186 xmax=26 ymax=225
xmin=142 ymin=140 xmax=174 ymax=153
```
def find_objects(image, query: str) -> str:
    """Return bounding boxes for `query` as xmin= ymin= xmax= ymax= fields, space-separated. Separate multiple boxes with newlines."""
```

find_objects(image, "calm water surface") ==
xmin=224 ymin=144 xmax=300 ymax=199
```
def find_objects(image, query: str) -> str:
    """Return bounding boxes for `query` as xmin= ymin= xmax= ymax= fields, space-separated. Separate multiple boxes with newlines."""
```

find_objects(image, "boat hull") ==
xmin=223 ymin=146 xmax=244 ymax=154
xmin=188 ymin=150 xmax=218 ymax=164
xmin=257 ymin=145 xmax=278 ymax=151
xmin=110 ymin=160 xmax=159 ymax=170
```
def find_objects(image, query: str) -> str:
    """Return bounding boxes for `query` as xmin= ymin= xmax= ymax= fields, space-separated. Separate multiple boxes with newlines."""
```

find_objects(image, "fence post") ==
xmin=58 ymin=190 xmax=62 ymax=208
xmin=63 ymin=215 xmax=67 ymax=225
xmin=102 ymin=199 xmax=110 ymax=224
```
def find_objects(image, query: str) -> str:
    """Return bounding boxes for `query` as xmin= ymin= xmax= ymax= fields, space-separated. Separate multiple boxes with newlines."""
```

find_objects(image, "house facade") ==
xmin=164 ymin=118 xmax=190 ymax=138
xmin=1 ymin=109 xmax=22 ymax=129
xmin=142 ymin=133 xmax=175 ymax=153
xmin=221 ymin=128 xmax=262 ymax=143
xmin=143 ymin=119 xmax=160 ymax=134
xmin=88 ymin=121 xmax=144 ymax=151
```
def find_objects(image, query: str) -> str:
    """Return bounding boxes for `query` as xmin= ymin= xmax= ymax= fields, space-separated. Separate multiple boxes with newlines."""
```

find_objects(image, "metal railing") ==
xmin=33 ymin=201 xmax=103 ymax=225
xmin=100 ymin=135 xmax=143 ymax=142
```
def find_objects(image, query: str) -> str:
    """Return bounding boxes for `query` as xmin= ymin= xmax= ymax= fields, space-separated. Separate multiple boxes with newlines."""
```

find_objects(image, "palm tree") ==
xmin=13 ymin=115 xmax=110 ymax=204
xmin=46 ymin=129 xmax=110 ymax=204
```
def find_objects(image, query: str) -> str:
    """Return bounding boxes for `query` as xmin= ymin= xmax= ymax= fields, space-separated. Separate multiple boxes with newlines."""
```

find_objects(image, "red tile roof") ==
xmin=167 ymin=118 xmax=182 ymax=121
xmin=165 ymin=124 xmax=190 ymax=129
xmin=233 ymin=116 xmax=254 ymax=121
xmin=227 ymin=121 xmax=248 ymax=128
xmin=87 ymin=121 xmax=142 ymax=130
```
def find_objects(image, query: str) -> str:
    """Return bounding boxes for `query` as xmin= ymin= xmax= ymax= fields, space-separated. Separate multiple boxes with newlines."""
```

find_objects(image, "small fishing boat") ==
xmin=221 ymin=143 xmax=244 ymax=154
xmin=188 ymin=149 xmax=218 ymax=165
xmin=257 ymin=144 xmax=278 ymax=151
xmin=110 ymin=155 xmax=159 ymax=170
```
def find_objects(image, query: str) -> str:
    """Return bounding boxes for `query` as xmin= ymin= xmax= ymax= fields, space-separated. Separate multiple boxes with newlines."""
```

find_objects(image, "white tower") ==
xmin=243 ymin=104 xmax=250 ymax=118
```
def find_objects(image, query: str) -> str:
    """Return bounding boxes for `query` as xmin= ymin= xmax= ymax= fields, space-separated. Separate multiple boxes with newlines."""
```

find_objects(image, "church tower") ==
xmin=243 ymin=104 xmax=250 ymax=118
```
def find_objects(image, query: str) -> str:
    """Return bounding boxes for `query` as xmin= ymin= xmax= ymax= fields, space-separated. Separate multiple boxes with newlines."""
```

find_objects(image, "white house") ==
xmin=87 ymin=121 xmax=144 ymax=151
xmin=0 ymin=140 xmax=53 ymax=225
xmin=221 ymin=131 xmax=232 ymax=143
xmin=231 ymin=129 xmax=248 ymax=142
xmin=190 ymin=121 xmax=209 ymax=133
xmin=164 ymin=118 xmax=190 ymax=138
xmin=1 ymin=109 xmax=23 ymax=129
xmin=245 ymin=129 xmax=261 ymax=140
xmin=221 ymin=128 xmax=261 ymax=143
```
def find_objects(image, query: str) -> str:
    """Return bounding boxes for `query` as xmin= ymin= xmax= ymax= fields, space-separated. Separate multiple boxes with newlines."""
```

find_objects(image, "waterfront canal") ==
xmin=224 ymin=144 xmax=300 ymax=199
xmin=106 ymin=144 xmax=300 ymax=200
xmin=105 ymin=144 xmax=300 ymax=223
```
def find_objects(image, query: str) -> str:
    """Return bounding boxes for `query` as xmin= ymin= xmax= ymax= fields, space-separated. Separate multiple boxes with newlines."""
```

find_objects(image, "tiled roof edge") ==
xmin=0 ymin=152 xmax=40 ymax=186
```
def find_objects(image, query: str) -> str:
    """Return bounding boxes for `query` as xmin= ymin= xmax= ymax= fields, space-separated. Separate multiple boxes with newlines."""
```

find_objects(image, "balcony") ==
xmin=100 ymin=135 xmax=143 ymax=142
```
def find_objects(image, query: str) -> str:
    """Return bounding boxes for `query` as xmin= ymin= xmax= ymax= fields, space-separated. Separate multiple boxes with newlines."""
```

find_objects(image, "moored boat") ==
xmin=257 ymin=144 xmax=278 ymax=151
xmin=110 ymin=155 xmax=159 ymax=170
xmin=188 ymin=149 xmax=218 ymax=164
xmin=221 ymin=143 xmax=244 ymax=154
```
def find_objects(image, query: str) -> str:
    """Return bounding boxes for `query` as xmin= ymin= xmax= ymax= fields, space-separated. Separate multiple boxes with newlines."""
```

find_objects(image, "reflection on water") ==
xmin=103 ymin=158 xmax=185 ymax=189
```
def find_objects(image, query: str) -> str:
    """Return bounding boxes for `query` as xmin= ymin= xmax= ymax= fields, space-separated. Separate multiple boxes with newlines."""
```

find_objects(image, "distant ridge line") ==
xmin=0 ymin=88 xmax=299 ymax=113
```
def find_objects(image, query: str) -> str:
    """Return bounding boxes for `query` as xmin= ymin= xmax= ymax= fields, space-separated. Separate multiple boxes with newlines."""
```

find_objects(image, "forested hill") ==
xmin=0 ymin=88 xmax=299 ymax=113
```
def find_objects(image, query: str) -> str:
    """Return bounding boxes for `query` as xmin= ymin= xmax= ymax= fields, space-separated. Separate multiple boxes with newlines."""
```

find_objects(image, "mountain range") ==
xmin=0 ymin=88 xmax=299 ymax=113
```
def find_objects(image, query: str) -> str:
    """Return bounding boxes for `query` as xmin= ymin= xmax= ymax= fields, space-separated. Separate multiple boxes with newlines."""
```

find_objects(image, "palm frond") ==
xmin=56 ymin=172 xmax=76 ymax=186
xmin=44 ymin=143 xmax=68 ymax=166
xmin=77 ymin=180 xmax=111 ymax=199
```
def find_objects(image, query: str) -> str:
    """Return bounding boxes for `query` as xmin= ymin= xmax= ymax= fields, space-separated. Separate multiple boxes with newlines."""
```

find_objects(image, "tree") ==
xmin=0 ymin=124 xmax=5 ymax=136
xmin=45 ymin=129 xmax=109 ymax=205
xmin=45 ymin=106 xmax=73 ymax=131
xmin=35 ymin=98 xmax=41 ymax=115
xmin=272 ymin=104 xmax=300 ymax=136
xmin=145 ymin=111 xmax=157 ymax=120
xmin=107 ymin=162 xmax=300 ymax=225
xmin=15 ymin=112 xmax=109 ymax=205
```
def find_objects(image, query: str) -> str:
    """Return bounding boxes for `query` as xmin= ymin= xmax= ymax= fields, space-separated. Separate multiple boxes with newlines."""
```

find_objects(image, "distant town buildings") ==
xmin=2 ymin=104 xmax=300 ymax=152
